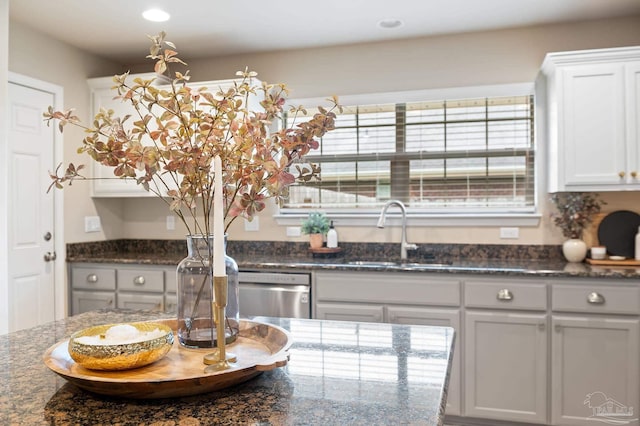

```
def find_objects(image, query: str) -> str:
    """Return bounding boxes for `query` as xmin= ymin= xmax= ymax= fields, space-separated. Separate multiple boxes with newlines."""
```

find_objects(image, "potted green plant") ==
xmin=301 ymin=212 xmax=330 ymax=249
xmin=550 ymin=192 xmax=605 ymax=262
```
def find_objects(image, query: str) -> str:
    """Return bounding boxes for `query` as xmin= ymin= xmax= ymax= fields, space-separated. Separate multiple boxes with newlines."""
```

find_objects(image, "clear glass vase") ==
xmin=176 ymin=234 xmax=239 ymax=349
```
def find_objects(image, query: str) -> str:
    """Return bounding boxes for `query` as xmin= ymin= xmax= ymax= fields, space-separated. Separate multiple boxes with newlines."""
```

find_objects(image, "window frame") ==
xmin=275 ymin=82 xmax=541 ymax=228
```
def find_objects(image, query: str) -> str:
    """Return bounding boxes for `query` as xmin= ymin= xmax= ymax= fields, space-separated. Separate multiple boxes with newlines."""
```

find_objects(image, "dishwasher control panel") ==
xmin=239 ymin=271 xmax=310 ymax=286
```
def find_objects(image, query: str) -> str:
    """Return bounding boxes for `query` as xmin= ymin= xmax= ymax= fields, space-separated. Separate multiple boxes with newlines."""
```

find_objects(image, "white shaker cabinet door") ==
xmin=387 ymin=306 xmax=461 ymax=416
xmin=627 ymin=61 xmax=640 ymax=182
xmin=464 ymin=310 xmax=548 ymax=424
xmin=71 ymin=290 xmax=115 ymax=315
xmin=551 ymin=315 xmax=639 ymax=426
xmin=561 ymin=63 xmax=626 ymax=187
xmin=88 ymin=75 xmax=157 ymax=197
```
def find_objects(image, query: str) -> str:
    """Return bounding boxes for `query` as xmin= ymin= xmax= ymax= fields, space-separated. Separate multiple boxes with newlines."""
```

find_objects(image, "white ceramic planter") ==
xmin=562 ymin=238 xmax=588 ymax=262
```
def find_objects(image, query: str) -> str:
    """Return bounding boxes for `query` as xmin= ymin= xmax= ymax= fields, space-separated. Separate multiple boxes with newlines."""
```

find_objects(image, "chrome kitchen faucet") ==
xmin=377 ymin=200 xmax=418 ymax=261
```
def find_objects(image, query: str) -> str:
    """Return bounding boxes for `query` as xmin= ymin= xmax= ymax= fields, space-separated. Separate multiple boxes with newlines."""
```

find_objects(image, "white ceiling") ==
xmin=10 ymin=0 xmax=640 ymax=63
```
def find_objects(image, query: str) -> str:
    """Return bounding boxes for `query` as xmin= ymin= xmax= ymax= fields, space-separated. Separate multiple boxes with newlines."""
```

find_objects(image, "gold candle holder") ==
xmin=203 ymin=275 xmax=237 ymax=371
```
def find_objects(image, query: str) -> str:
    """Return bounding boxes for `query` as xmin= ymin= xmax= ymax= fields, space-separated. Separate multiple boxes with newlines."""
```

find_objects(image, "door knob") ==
xmin=44 ymin=252 xmax=57 ymax=262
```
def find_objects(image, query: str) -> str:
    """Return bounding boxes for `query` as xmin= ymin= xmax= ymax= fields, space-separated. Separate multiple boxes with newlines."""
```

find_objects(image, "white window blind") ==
xmin=284 ymin=95 xmax=534 ymax=212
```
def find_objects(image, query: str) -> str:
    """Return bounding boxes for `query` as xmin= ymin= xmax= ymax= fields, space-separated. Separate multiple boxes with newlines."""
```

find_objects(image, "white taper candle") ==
xmin=213 ymin=155 xmax=226 ymax=277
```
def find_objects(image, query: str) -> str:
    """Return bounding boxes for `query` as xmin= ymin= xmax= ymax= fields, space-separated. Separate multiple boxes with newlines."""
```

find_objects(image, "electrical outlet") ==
xmin=286 ymin=226 xmax=302 ymax=237
xmin=84 ymin=216 xmax=101 ymax=233
xmin=244 ymin=216 xmax=259 ymax=232
xmin=166 ymin=215 xmax=175 ymax=230
xmin=500 ymin=227 xmax=519 ymax=239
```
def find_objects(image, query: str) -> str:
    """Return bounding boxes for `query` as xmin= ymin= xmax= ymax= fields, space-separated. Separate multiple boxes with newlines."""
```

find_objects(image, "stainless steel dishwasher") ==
xmin=238 ymin=271 xmax=311 ymax=319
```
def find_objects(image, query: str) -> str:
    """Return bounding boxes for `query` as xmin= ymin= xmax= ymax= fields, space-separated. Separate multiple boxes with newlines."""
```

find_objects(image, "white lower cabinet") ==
xmin=551 ymin=282 xmax=640 ymax=426
xmin=69 ymin=263 xmax=176 ymax=315
xmin=551 ymin=315 xmax=639 ymax=426
xmin=387 ymin=306 xmax=461 ymax=417
xmin=69 ymin=264 xmax=116 ymax=315
xmin=463 ymin=278 xmax=549 ymax=424
xmin=464 ymin=310 xmax=548 ymax=424
xmin=314 ymin=270 xmax=462 ymax=416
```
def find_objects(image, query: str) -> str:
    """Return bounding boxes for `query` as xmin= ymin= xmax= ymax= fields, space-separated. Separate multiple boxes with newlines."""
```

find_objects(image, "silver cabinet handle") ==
xmin=133 ymin=276 xmax=146 ymax=285
xmin=107 ymin=299 xmax=113 ymax=306
xmin=538 ymin=323 xmax=546 ymax=331
xmin=587 ymin=292 xmax=605 ymax=305
xmin=497 ymin=288 xmax=513 ymax=301
xmin=87 ymin=274 xmax=98 ymax=283
xmin=44 ymin=252 xmax=57 ymax=262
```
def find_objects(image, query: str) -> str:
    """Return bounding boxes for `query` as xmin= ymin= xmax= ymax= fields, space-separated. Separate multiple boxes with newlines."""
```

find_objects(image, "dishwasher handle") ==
xmin=239 ymin=271 xmax=310 ymax=285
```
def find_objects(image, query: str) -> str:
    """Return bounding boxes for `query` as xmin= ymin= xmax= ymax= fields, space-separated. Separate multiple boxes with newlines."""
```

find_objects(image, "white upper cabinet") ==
xmin=87 ymin=74 xmax=261 ymax=197
xmin=540 ymin=46 xmax=640 ymax=192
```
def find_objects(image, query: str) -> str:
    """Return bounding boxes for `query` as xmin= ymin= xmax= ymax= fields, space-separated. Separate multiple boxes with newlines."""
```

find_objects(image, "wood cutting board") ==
xmin=585 ymin=258 xmax=640 ymax=266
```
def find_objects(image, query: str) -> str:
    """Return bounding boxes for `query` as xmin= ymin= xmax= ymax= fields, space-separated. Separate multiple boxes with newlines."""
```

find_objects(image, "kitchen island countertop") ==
xmin=1 ymin=310 xmax=454 ymax=425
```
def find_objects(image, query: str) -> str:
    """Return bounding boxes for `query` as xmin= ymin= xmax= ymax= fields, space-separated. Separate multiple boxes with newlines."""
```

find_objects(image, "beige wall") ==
xmin=10 ymin=15 xmax=640 ymax=245
xmin=123 ymin=16 xmax=640 ymax=246
xmin=8 ymin=21 xmax=124 ymax=243
xmin=1 ymin=0 xmax=10 ymax=333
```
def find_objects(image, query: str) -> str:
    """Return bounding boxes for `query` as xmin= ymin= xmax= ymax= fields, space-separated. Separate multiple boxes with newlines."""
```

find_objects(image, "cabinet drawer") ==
xmin=117 ymin=293 xmax=164 ymax=311
xmin=71 ymin=267 xmax=116 ymax=291
xmin=315 ymin=271 xmax=460 ymax=306
xmin=464 ymin=279 xmax=547 ymax=311
xmin=71 ymin=290 xmax=115 ymax=315
xmin=552 ymin=284 xmax=640 ymax=315
xmin=118 ymin=269 xmax=164 ymax=293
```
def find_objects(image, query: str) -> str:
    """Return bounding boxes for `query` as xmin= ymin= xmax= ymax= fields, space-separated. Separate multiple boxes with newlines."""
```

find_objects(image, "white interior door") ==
xmin=7 ymin=77 xmax=62 ymax=332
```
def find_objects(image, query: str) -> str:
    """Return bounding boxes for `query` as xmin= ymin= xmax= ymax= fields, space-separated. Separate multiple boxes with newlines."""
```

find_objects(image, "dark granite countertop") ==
xmin=1 ymin=310 xmax=453 ymax=425
xmin=66 ymin=240 xmax=640 ymax=279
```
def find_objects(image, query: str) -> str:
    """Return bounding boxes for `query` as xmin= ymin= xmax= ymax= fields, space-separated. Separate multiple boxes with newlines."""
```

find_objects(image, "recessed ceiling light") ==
xmin=142 ymin=8 xmax=171 ymax=22
xmin=378 ymin=19 xmax=403 ymax=29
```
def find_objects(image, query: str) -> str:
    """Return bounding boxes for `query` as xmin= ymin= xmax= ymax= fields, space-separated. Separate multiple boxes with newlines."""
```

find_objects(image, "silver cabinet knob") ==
xmin=43 ymin=232 xmax=52 ymax=241
xmin=133 ymin=275 xmax=146 ymax=285
xmin=587 ymin=292 xmax=605 ymax=305
xmin=44 ymin=252 xmax=57 ymax=262
xmin=497 ymin=288 xmax=513 ymax=301
xmin=87 ymin=274 xmax=98 ymax=283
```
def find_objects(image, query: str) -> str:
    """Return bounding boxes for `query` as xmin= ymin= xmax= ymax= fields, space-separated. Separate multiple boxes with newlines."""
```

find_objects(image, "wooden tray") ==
xmin=586 ymin=258 xmax=640 ymax=266
xmin=309 ymin=247 xmax=342 ymax=254
xmin=43 ymin=319 xmax=292 ymax=399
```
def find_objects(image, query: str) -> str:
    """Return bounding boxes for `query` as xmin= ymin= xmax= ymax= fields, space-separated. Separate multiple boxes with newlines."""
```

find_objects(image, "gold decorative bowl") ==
xmin=68 ymin=321 xmax=174 ymax=371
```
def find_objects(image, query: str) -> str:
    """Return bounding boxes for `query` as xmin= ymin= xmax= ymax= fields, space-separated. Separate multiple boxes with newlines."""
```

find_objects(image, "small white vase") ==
xmin=562 ymin=239 xmax=587 ymax=263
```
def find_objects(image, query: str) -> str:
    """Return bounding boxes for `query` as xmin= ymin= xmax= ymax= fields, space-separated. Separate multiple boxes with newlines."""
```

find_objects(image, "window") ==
xmin=282 ymin=93 xmax=535 ymax=215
